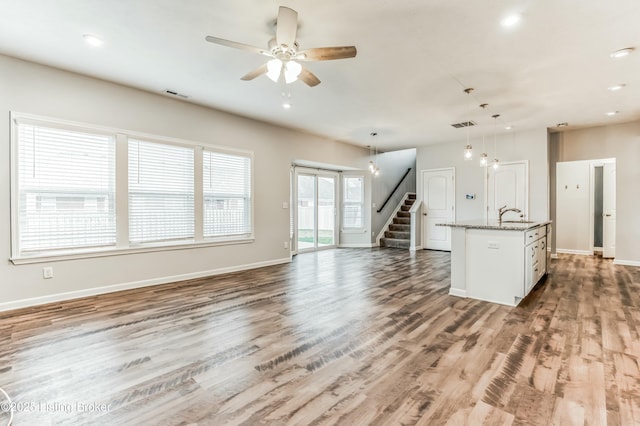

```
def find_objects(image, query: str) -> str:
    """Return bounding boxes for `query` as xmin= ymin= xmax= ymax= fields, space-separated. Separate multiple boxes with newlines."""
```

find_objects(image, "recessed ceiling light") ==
xmin=504 ymin=125 xmax=512 ymax=130
xmin=605 ymin=111 xmax=619 ymax=116
xmin=501 ymin=14 xmax=521 ymax=27
xmin=282 ymin=102 xmax=292 ymax=109
xmin=610 ymin=47 xmax=634 ymax=59
xmin=83 ymin=34 xmax=104 ymax=47
xmin=608 ymin=84 xmax=626 ymax=91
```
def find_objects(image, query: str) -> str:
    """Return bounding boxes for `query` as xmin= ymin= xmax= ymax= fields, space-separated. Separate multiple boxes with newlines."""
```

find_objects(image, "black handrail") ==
xmin=377 ymin=168 xmax=412 ymax=213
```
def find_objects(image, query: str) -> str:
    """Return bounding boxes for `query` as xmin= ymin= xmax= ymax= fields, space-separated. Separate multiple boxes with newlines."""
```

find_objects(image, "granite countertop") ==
xmin=436 ymin=220 xmax=551 ymax=231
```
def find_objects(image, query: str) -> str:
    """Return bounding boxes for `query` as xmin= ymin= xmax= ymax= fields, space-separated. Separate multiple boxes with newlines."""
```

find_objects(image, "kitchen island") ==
xmin=438 ymin=220 xmax=551 ymax=306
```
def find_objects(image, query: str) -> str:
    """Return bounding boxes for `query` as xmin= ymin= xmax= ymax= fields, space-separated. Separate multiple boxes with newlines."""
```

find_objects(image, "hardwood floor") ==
xmin=1 ymin=249 xmax=639 ymax=425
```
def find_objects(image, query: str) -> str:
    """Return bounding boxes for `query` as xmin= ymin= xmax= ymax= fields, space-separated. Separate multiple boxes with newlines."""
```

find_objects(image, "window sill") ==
xmin=10 ymin=236 xmax=255 ymax=265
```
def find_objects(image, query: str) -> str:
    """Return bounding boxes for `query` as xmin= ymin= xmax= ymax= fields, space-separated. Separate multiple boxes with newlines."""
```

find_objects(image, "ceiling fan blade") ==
xmin=240 ymin=63 xmax=269 ymax=81
xmin=299 ymin=67 xmax=321 ymax=87
xmin=205 ymin=36 xmax=272 ymax=57
xmin=276 ymin=6 xmax=298 ymax=48
xmin=296 ymin=46 xmax=357 ymax=61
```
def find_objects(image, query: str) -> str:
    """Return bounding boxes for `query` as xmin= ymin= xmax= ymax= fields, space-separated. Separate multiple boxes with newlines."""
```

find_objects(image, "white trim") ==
xmin=551 ymin=253 xmax=559 ymax=259
xmin=409 ymin=245 xmax=423 ymax=252
xmin=613 ymin=259 xmax=640 ymax=267
xmin=555 ymin=249 xmax=592 ymax=255
xmin=11 ymin=111 xmax=254 ymax=156
xmin=409 ymin=200 xmax=422 ymax=251
xmin=11 ymin=237 xmax=254 ymax=265
xmin=338 ymin=243 xmax=377 ymax=248
xmin=0 ymin=257 xmax=291 ymax=313
xmin=449 ymin=288 xmax=467 ymax=298
xmin=376 ymin=192 xmax=412 ymax=246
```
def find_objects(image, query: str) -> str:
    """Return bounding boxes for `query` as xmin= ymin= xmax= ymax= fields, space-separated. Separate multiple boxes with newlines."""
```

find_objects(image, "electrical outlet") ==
xmin=283 ymin=241 xmax=289 ymax=249
xmin=42 ymin=267 xmax=54 ymax=279
xmin=282 ymin=201 xmax=289 ymax=209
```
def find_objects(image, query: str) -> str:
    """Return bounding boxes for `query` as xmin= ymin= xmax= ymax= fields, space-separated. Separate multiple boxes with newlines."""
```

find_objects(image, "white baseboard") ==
xmin=449 ymin=288 xmax=467 ymax=298
xmin=556 ymin=249 xmax=592 ymax=256
xmin=613 ymin=259 xmax=640 ymax=267
xmin=551 ymin=253 xmax=559 ymax=259
xmin=410 ymin=245 xmax=423 ymax=252
xmin=338 ymin=243 xmax=377 ymax=248
xmin=0 ymin=257 xmax=292 ymax=313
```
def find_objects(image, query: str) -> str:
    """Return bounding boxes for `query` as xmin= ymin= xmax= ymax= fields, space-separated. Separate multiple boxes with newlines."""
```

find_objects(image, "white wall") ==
xmin=370 ymin=148 xmax=416 ymax=241
xmin=549 ymin=120 xmax=640 ymax=265
xmin=0 ymin=54 xmax=372 ymax=310
xmin=416 ymin=128 xmax=549 ymax=227
xmin=556 ymin=161 xmax=591 ymax=253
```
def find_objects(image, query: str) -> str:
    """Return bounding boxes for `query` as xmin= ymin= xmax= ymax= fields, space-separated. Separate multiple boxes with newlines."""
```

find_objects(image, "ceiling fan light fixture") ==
xmin=266 ymin=59 xmax=283 ymax=82
xmin=284 ymin=60 xmax=302 ymax=84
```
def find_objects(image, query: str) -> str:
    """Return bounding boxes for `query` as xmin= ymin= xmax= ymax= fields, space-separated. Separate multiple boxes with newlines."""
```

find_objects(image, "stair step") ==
xmin=393 ymin=217 xmax=411 ymax=225
xmin=408 ymin=193 xmax=416 ymax=200
xmin=385 ymin=231 xmax=410 ymax=239
xmin=389 ymin=224 xmax=410 ymax=232
xmin=401 ymin=205 xmax=411 ymax=211
xmin=397 ymin=211 xmax=410 ymax=218
xmin=381 ymin=238 xmax=410 ymax=249
xmin=404 ymin=199 xmax=415 ymax=206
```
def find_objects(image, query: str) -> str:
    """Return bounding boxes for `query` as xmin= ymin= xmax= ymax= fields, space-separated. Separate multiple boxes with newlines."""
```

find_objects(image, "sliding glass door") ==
xmin=296 ymin=171 xmax=337 ymax=252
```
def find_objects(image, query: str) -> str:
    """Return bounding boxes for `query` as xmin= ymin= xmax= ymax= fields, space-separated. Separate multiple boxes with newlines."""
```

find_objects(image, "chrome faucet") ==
xmin=498 ymin=205 xmax=522 ymax=224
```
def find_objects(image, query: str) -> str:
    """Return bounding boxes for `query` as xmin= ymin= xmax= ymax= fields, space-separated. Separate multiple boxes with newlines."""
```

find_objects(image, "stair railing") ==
xmin=377 ymin=168 xmax=412 ymax=213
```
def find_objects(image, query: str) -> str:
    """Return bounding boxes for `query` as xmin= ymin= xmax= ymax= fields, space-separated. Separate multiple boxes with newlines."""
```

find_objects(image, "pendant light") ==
xmin=479 ymin=135 xmax=488 ymax=166
xmin=479 ymin=103 xmax=488 ymax=166
xmin=492 ymin=114 xmax=500 ymax=169
xmin=369 ymin=132 xmax=380 ymax=176
xmin=463 ymin=88 xmax=473 ymax=160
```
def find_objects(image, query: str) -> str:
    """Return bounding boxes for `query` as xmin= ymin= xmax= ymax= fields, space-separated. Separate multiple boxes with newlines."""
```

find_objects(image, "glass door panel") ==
xmin=317 ymin=176 xmax=335 ymax=247
xmin=297 ymin=174 xmax=315 ymax=251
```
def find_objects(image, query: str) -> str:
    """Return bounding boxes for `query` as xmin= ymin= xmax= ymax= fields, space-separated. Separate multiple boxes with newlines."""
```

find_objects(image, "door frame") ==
xmin=421 ymin=167 xmax=455 ymax=251
xmin=589 ymin=158 xmax=616 ymax=255
xmin=293 ymin=167 xmax=339 ymax=253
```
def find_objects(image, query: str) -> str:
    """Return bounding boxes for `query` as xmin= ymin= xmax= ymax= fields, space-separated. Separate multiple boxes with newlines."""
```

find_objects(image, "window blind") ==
xmin=203 ymin=150 xmax=251 ymax=237
xmin=17 ymin=123 xmax=116 ymax=254
xmin=129 ymin=139 xmax=194 ymax=244
xmin=343 ymin=176 xmax=364 ymax=228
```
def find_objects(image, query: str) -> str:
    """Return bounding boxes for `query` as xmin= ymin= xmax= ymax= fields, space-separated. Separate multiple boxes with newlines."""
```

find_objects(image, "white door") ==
xmin=486 ymin=161 xmax=528 ymax=222
xmin=602 ymin=162 xmax=616 ymax=258
xmin=422 ymin=168 xmax=454 ymax=251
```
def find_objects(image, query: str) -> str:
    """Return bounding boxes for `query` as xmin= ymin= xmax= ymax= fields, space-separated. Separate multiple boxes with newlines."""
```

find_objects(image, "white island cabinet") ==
xmin=438 ymin=221 xmax=551 ymax=307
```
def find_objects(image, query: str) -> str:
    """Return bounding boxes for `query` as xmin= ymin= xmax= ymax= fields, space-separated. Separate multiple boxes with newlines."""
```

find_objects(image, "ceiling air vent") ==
xmin=162 ymin=89 xmax=189 ymax=99
xmin=451 ymin=120 xmax=477 ymax=129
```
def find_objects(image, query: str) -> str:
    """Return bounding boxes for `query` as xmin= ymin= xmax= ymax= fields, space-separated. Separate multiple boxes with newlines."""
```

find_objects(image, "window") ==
xmin=343 ymin=176 xmax=364 ymax=228
xmin=15 ymin=121 xmax=116 ymax=254
xmin=129 ymin=139 xmax=194 ymax=244
xmin=203 ymin=150 xmax=251 ymax=237
xmin=11 ymin=113 xmax=254 ymax=262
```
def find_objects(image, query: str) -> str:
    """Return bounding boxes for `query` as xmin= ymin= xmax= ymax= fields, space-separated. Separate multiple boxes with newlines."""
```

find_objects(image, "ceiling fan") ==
xmin=205 ymin=6 xmax=357 ymax=87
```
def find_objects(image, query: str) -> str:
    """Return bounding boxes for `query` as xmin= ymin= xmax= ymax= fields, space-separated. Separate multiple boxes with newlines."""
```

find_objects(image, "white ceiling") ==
xmin=1 ymin=1 xmax=639 ymax=151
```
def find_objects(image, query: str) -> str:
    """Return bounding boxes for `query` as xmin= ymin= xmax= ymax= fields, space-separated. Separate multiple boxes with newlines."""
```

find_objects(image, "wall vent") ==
xmin=163 ymin=89 xmax=189 ymax=99
xmin=451 ymin=121 xmax=477 ymax=128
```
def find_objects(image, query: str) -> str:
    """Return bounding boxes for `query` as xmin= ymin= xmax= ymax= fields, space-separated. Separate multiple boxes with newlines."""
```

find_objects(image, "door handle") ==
xmin=423 ymin=213 xmax=428 ymax=216
xmin=604 ymin=214 xmax=612 ymax=217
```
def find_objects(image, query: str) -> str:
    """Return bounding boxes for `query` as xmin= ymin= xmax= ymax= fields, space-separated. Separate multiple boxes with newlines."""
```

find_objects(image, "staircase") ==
xmin=380 ymin=193 xmax=416 ymax=249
